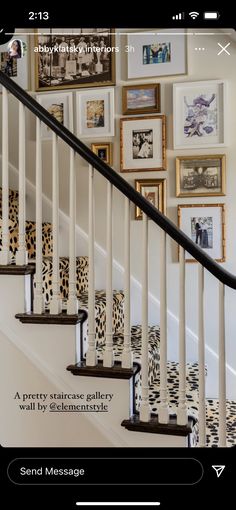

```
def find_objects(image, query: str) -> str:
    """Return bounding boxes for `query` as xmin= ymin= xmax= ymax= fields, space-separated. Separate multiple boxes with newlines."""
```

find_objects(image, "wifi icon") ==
xmin=189 ymin=11 xmax=200 ymax=19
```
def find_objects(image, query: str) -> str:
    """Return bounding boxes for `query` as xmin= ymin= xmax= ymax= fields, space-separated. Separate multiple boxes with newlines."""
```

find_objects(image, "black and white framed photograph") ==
xmin=0 ymin=33 xmax=29 ymax=90
xmin=178 ymin=203 xmax=226 ymax=262
xmin=173 ymin=80 xmax=227 ymax=149
xmin=35 ymin=28 xmax=116 ymax=91
xmin=132 ymin=129 xmax=153 ymax=159
xmin=120 ymin=115 xmax=166 ymax=172
xmin=176 ymin=155 xmax=226 ymax=197
xmin=76 ymin=87 xmax=114 ymax=137
xmin=36 ymin=92 xmax=73 ymax=140
xmin=127 ymin=29 xmax=187 ymax=79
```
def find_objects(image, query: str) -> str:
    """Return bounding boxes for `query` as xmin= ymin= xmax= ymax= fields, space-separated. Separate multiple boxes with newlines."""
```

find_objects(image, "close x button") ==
xmin=7 ymin=457 xmax=203 ymax=485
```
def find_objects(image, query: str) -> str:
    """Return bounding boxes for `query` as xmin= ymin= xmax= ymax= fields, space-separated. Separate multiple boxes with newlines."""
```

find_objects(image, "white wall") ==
xmin=1 ymin=29 xmax=236 ymax=397
xmin=0 ymin=331 xmax=113 ymax=447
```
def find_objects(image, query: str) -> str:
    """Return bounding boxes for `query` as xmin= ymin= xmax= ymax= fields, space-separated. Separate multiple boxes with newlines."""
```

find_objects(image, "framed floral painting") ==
xmin=173 ymin=80 xmax=227 ymax=149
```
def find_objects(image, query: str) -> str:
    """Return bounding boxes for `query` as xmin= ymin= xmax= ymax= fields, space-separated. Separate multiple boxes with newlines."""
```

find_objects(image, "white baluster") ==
xmin=103 ymin=181 xmax=114 ymax=367
xmin=67 ymin=149 xmax=79 ymax=315
xmin=86 ymin=165 xmax=97 ymax=366
xmin=198 ymin=264 xmax=206 ymax=446
xmin=122 ymin=197 xmax=133 ymax=369
xmin=140 ymin=213 xmax=150 ymax=422
xmin=159 ymin=230 xmax=169 ymax=423
xmin=219 ymin=282 xmax=227 ymax=446
xmin=177 ymin=246 xmax=187 ymax=425
xmin=0 ymin=87 xmax=10 ymax=265
xmin=15 ymin=102 xmax=27 ymax=265
xmin=49 ymin=133 xmax=62 ymax=314
xmin=33 ymin=118 xmax=44 ymax=314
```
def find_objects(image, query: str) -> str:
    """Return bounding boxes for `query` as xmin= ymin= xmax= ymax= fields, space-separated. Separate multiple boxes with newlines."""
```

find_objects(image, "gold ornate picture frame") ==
xmin=176 ymin=155 xmax=226 ymax=197
xmin=135 ymin=178 xmax=166 ymax=219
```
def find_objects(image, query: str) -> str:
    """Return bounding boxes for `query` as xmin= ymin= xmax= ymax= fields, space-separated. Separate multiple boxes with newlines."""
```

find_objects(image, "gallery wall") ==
xmin=0 ymin=29 xmax=236 ymax=397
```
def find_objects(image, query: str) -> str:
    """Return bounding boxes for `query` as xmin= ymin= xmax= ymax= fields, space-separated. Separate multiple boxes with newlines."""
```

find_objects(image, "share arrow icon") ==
xmin=212 ymin=465 xmax=225 ymax=478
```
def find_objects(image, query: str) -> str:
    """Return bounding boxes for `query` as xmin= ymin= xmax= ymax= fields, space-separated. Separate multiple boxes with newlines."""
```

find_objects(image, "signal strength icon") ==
xmin=189 ymin=11 xmax=200 ymax=19
xmin=172 ymin=13 xmax=184 ymax=20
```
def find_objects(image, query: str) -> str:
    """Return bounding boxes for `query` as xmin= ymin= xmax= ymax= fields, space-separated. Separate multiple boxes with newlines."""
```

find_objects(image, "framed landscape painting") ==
xmin=36 ymin=92 xmax=73 ymax=139
xmin=120 ymin=115 xmax=166 ymax=172
xmin=35 ymin=28 xmax=116 ymax=91
xmin=122 ymin=84 xmax=160 ymax=115
xmin=176 ymin=155 xmax=226 ymax=197
xmin=76 ymin=88 xmax=114 ymax=137
xmin=135 ymin=178 xmax=166 ymax=219
xmin=173 ymin=80 xmax=226 ymax=149
xmin=178 ymin=203 xmax=226 ymax=262
xmin=127 ymin=29 xmax=187 ymax=79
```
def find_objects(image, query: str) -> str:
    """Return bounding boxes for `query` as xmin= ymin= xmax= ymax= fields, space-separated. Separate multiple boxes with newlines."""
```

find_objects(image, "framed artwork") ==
xmin=76 ymin=87 xmax=114 ymax=138
xmin=127 ymin=29 xmax=187 ymax=79
xmin=0 ymin=34 xmax=29 ymax=90
xmin=36 ymin=92 xmax=73 ymax=140
xmin=91 ymin=142 xmax=113 ymax=165
xmin=122 ymin=83 xmax=161 ymax=115
xmin=34 ymin=28 xmax=116 ymax=91
xmin=120 ymin=115 xmax=166 ymax=172
xmin=173 ymin=80 xmax=227 ymax=149
xmin=176 ymin=155 xmax=226 ymax=197
xmin=178 ymin=204 xmax=226 ymax=262
xmin=135 ymin=178 xmax=166 ymax=219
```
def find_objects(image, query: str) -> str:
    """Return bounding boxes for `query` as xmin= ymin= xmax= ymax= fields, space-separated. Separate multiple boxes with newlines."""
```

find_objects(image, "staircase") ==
xmin=0 ymin=70 xmax=235 ymax=448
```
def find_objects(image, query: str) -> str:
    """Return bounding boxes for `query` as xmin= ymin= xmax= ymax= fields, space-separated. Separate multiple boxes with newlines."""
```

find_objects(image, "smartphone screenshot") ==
xmin=0 ymin=8 xmax=235 ymax=509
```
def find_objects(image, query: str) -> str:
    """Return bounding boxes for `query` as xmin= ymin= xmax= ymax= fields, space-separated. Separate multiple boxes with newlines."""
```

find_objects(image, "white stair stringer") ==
xmin=0 ymin=273 xmax=189 ymax=447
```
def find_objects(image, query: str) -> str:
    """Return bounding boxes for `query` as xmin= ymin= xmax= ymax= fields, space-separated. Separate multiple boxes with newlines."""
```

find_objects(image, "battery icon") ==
xmin=204 ymin=12 xmax=220 ymax=19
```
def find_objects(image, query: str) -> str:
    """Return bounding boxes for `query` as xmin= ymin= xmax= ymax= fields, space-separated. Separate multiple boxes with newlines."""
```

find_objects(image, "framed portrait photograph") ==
xmin=176 ymin=155 xmax=226 ymax=197
xmin=135 ymin=178 xmax=166 ymax=219
xmin=0 ymin=34 xmax=29 ymax=90
xmin=122 ymin=83 xmax=161 ymax=115
xmin=178 ymin=204 xmax=226 ymax=262
xmin=36 ymin=92 xmax=73 ymax=140
xmin=120 ymin=115 xmax=166 ymax=172
xmin=76 ymin=87 xmax=114 ymax=138
xmin=173 ymin=80 xmax=227 ymax=149
xmin=91 ymin=142 xmax=113 ymax=165
xmin=34 ymin=28 xmax=116 ymax=92
xmin=127 ymin=29 xmax=187 ymax=79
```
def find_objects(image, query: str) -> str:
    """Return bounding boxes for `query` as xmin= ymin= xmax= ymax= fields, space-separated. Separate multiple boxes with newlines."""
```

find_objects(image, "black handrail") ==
xmin=1 ymin=70 xmax=235 ymax=289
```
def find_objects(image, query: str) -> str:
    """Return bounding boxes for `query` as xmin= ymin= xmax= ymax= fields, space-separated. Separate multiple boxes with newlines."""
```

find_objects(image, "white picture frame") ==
xmin=0 ymin=33 xmax=29 ymax=90
xmin=76 ymin=87 xmax=114 ymax=138
xmin=178 ymin=203 xmax=226 ymax=262
xmin=173 ymin=80 xmax=227 ymax=149
xmin=127 ymin=29 xmax=187 ymax=79
xmin=36 ymin=92 xmax=73 ymax=140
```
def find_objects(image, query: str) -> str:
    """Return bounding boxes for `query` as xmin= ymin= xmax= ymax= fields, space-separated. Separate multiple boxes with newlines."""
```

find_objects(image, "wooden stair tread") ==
xmin=0 ymin=264 xmax=35 ymax=275
xmin=67 ymin=360 xmax=141 ymax=379
xmin=15 ymin=310 xmax=87 ymax=325
xmin=121 ymin=413 xmax=195 ymax=436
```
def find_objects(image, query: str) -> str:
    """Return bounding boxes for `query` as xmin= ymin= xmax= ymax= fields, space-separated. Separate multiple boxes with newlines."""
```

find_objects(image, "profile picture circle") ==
xmin=8 ymin=39 xmax=23 ymax=59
